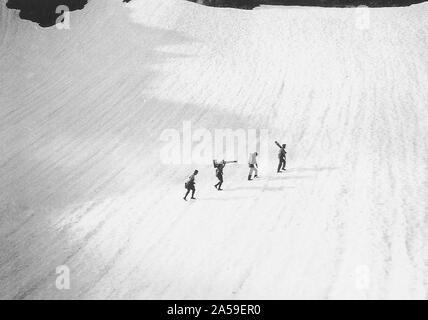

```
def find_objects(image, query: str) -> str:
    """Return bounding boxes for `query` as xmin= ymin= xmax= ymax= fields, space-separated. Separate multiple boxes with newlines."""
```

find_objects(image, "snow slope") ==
xmin=0 ymin=0 xmax=427 ymax=299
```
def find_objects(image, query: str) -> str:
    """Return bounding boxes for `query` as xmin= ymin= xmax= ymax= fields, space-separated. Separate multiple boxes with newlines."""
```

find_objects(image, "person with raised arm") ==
xmin=275 ymin=141 xmax=287 ymax=173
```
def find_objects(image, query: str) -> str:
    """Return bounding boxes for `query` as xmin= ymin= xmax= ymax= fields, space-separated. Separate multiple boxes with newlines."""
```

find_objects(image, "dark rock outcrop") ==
xmin=6 ymin=0 xmax=88 ymax=27
xmin=188 ymin=0 xmax=426 ymax=9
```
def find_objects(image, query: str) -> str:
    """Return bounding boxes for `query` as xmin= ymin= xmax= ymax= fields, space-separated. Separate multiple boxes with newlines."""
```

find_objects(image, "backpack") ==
xmin=185 ymin=174 xmax=195 ymax=189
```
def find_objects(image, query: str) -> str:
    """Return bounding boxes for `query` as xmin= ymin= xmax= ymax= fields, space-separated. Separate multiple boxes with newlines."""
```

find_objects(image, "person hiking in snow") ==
xmin=248 ymin=152 xmax=258 ymax=180
xmin=184 ymin=170 xmax=198 ymax=201
xmin=213 ymin=160 xmax=237 ymax=191
xmin=275 ymin=141 xmax=287 ymax=173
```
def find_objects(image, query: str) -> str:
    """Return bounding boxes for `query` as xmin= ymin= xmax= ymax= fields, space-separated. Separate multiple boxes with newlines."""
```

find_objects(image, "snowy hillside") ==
xmin=0 ymin=0 xmax=427 ymax=299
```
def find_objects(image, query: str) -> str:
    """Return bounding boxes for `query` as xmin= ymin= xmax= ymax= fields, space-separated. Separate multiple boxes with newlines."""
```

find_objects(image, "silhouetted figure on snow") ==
xmin=184 ymin=170 xmax=198 ymax=201
xmin=248 ymin=152 xmax=258 ymax=180
xmin=275 ymin=141 xmax=287 ymax=173
xmin=213 ymin=160 xmax=237 ymax=190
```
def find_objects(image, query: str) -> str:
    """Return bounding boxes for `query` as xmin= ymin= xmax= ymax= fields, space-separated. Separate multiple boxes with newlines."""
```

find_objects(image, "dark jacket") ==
xmin=185 ymin=174 xmax=196 ymax=188
xmin=216 ymin=163 xmax=225 ymax=176
xmin=275 ymin=142 xmax=286 ymax=159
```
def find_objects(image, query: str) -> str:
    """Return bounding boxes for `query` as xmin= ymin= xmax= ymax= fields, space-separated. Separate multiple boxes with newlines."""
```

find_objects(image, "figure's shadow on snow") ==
xmin=227 ymin=185 xmax=295 ymax=191
xmin=267 ymin=175 xmax=313 ymax=181
xmin=265 ymin=167 xmax=339 ymax=181
xmin=286 ymin=167 xmax=339 ymax=173
xmin=200 ymin=196 xmax=255 ymax=201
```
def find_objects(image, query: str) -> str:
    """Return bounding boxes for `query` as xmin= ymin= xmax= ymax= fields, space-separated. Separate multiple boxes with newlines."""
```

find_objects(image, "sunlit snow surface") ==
xmin=0 ymin=0 xmax=427 ymax=299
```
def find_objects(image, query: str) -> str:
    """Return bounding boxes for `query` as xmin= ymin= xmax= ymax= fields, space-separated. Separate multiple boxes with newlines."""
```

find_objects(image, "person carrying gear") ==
xmin=214 ymin=160 xmax=226 ymax=191
xmin=213 ymin=160 xmax=237 ymax=191
xmin=248 ymin=152 xmax=258 ymax=180
xmin=275 ymin=141 xmax=287 ymax=173
xmin=184 ymin=170 xmax=198 ymax=201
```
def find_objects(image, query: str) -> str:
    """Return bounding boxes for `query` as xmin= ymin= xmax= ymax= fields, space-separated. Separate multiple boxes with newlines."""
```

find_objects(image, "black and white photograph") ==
xmin=0 ymin=0 xmax=427 ymax=304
